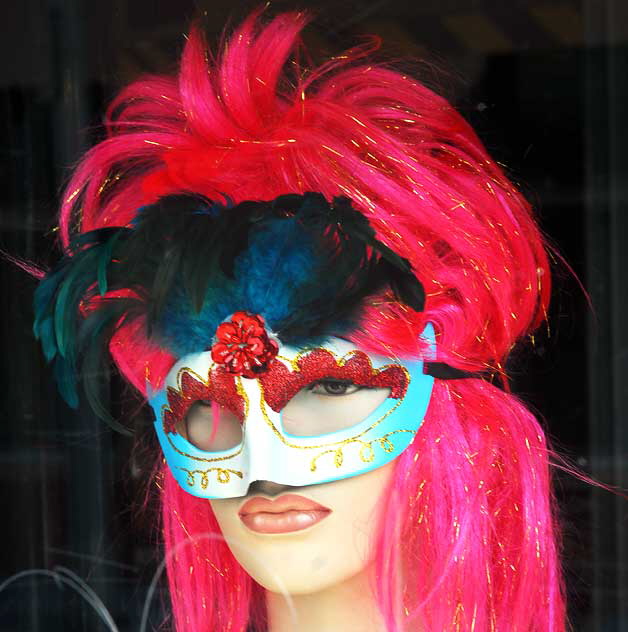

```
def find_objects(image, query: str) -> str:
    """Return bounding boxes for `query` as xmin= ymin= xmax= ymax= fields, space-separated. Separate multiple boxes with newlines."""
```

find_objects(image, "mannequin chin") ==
xmin=209 ymin=460 xmax=396 ymax=595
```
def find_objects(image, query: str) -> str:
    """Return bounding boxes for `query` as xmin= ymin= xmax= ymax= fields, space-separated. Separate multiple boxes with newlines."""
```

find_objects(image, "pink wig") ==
xmin=58 ymin=11 xmax=564 ymax=631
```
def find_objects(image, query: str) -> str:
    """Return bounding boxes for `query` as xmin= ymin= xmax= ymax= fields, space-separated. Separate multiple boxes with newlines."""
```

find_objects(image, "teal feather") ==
xmin=79 ymin=307 xmax=134 ymax=435
xmin=53 ymin=356 xmax=78 ymax=409
xmin=33 ymin=228 xmax=130 ymax=415
xmin=33 ymin=265 xmax=66 ymax=341
xmin=97 ymin=232 xmax=120 ymax=296
xmin=53 ymin=247 xmax=98 ymax=358
xmin=38 ymin=319 xmax=56 ymax=362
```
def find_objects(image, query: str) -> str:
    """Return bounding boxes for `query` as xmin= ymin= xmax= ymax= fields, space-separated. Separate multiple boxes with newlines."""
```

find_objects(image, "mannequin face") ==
xmin=209 ymin=460 xmax=395 ymax=595
xmin=150 ymin=324 xmax=436 ymax=502
xmin=153 ymin=315 xmax=431 ymax=594
xmin=168 ymin=325 xmax=432 ymax=595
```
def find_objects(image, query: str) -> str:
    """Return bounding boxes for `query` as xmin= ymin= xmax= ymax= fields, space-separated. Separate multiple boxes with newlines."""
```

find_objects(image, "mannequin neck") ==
xmin=265 ymin=564 xmax=388 ymax=632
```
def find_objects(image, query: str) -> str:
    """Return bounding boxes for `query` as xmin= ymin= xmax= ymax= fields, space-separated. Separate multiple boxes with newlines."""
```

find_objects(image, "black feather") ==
xmin=34 ymin=191 xmax=433 ymax=428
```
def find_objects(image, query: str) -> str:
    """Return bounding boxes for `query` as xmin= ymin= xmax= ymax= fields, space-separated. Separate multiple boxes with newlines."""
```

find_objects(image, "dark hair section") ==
xmin=33 ymin=192 xmax=429 ymax=425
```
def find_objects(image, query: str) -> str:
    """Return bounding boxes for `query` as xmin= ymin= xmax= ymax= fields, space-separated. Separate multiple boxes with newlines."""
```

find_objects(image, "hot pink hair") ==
xmin=59 ymin=11 xmax=564 ymax=631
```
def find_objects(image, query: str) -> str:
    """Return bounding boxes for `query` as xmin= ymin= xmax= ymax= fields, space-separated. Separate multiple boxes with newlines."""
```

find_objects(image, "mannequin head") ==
xmin=36 ymin=10 xmax=564 ymax=632
xmin=209 ymin=462 xmax=396 ymax=595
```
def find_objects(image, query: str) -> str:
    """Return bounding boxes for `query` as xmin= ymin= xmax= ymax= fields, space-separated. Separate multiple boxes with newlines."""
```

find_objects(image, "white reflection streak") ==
xmin=0 ymin=566 xmax=119 ymax=632
xmin=46 ymin=546 xmax=139 ymax=572
xmin=1 ymin=534 xmax=299 ymax=631
xmin=139 ymin=530 xmax=298 ymax=632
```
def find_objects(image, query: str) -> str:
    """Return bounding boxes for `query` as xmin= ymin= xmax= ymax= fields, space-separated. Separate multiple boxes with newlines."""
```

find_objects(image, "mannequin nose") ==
xmin=247 ymin=479 xmax=297 ymax=497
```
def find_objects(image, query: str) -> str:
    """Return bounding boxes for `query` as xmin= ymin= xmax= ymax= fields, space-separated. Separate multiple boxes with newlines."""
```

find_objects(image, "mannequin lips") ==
xmin=239 ymin=494 xmax=331 ymax=534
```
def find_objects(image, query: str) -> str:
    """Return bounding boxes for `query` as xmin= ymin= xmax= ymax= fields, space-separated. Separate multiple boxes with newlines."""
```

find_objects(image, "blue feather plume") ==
xmin=33 ymin=193 xmax=425 ymax=429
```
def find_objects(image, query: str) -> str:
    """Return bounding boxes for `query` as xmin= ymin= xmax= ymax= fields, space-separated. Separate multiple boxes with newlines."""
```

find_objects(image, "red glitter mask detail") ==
xmin=210 ymin=311 xmax=279 ymax=378
xmin=258 ymin=349 xmax=409 ymax=412
xmin=163 ymin=367 xmax=245 ymax=433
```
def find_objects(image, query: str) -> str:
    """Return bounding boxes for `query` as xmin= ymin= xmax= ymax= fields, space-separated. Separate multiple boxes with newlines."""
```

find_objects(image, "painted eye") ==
xmin=178 ymin=400 xmax=243 ymax=451
xmin=307 ymin=379 xmax=362 ymax=396
xmin=282 ymin=381 xmax=391 ymax=437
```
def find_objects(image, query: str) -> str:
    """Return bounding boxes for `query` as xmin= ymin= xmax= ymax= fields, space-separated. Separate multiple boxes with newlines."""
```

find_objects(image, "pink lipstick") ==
xmin=239 ymin=494 xmax=331 ymax=534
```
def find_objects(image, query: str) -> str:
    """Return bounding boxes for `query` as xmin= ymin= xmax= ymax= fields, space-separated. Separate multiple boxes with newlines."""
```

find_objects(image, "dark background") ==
xmin=1 ymin=0 xmax=627 ymax=630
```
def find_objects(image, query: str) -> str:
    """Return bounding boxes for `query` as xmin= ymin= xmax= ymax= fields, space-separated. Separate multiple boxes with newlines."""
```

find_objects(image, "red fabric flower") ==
xmin=211 ymin=311 xmax=279 ymax=378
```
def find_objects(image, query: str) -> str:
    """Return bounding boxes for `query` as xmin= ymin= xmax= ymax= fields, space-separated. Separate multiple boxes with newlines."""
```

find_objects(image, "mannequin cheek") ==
xmin=208 ymin=460 xmax=396 ymax=595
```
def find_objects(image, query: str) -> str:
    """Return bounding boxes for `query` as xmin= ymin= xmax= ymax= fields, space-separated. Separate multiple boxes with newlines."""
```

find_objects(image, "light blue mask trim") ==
xmin=150 ymin=323 xmax=436 ymax=498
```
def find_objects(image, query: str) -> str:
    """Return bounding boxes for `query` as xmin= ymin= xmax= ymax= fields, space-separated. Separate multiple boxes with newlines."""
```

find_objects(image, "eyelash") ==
xmin=306 ymin=379 xmax=367 ymax=396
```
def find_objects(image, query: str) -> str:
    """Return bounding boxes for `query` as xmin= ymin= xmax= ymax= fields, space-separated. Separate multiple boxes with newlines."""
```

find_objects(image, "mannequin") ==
xmin=34 ymin=11 xmax=565 ymax=632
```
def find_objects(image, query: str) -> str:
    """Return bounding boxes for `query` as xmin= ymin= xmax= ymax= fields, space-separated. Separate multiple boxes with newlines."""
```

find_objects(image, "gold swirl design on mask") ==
xmin=258 ymin=384 xmax=405 ymax=449
xmin=163 ymin=370 xmax=248 ymax=464
xmin=261 ymin=347 xmax=414 ymax=472
xmin=235 ymin=374 xmax=250 ymax=417
xmin=178 ymin=466 xmax=244 ymax=487
xmin=258 ymin=347 xmax=409 ymax=447
xmin=308 ymin=428 xmax=416 ymax=472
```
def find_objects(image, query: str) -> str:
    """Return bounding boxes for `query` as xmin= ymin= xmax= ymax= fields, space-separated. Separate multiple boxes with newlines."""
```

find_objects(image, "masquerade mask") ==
xmin=149 ymin=313 xmax=436 ymax=499
xmin=34 ymin=193 xmax=475 ymax=492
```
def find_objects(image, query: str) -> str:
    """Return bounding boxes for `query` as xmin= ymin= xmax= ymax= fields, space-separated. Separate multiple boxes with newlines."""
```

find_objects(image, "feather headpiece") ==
xmin=33 ymin=192 xmax=427 ymax=425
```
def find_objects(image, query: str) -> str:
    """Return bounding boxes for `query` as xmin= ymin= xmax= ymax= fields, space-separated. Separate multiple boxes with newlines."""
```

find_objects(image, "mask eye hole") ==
xmin=281 ymin=379 xmax=390 ymax=437
xmin=176 ymin=400 xmax=243 ymax=451
xmin=307 ymin=378 xmax=361 ymax=396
